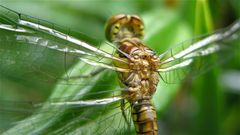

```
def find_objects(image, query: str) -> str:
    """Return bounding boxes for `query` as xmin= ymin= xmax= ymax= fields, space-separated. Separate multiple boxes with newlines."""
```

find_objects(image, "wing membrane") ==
xmin=0 ymin=6 xmax=133 ymax=133
xmin=0 ymin=5 xmax=124 ymax=63
xmin=0 ymin=5 xmax=128 ymax=85
xmin=0 ymin=88 xmax=135 ymax=135
xmin=158 ymin=20 xmax=240 ymax=83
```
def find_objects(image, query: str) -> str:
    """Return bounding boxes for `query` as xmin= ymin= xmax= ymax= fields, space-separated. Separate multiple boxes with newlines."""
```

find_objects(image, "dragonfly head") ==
xmin=105 ymin=14 xmax=144 ymax=42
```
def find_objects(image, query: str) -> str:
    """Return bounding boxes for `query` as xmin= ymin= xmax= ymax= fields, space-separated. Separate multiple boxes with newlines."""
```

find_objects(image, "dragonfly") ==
xmin=0 ymin=5 xmax=239 ymax=135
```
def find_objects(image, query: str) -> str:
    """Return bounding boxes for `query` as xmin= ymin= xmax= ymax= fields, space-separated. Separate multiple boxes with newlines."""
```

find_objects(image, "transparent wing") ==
xmin=0 ymin=5 xmax=133 ymax=135
xmin=158 ymin=20 xmax=240 ymax=84
xmin=0 ymin=5 xmax=128 ymax=85
xmin=0 ymin=49 xmax=134 ymax=135
xmin=0 ymin=89 xmax=135 ymax=135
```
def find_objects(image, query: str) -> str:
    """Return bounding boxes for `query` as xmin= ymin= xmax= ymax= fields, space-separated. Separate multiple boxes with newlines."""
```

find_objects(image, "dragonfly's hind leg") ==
xmin=64 ymin=67 xmax=105 ymax=80
xmin=121 ymin=99 xmax=131 ymax=126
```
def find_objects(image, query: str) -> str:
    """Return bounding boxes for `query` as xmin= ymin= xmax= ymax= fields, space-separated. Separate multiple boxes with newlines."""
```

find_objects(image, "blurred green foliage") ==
xmin=0 ymin=0 xmax=239 ymax=135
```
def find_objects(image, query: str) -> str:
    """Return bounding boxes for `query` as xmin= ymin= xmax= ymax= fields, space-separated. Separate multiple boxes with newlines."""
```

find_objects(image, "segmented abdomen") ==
xmin=131 ymin=99 xmax=158 ymax=135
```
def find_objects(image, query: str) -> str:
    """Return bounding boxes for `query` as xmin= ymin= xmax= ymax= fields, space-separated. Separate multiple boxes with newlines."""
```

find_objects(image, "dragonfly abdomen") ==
xmin=131 ymin=99 xmax=158 ymax=135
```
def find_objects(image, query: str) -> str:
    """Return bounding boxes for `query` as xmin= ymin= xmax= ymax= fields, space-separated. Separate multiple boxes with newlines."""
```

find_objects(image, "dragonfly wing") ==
xmin=158 ymin=20 xmax=240 ymax=83
xmin=0 ymin=90 xmax=134 ymax=135
xmin=0 ymin=6 xmax=133 ymax=134
xmin=0 ymin=5 xmax=125 ymax=63
xmin=0 ymin=6 xmax=128 ymax=85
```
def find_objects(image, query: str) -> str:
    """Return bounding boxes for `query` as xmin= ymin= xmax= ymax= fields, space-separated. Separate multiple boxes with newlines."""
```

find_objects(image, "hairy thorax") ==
xmin=114 ymin=38 xmax=160 ymax=102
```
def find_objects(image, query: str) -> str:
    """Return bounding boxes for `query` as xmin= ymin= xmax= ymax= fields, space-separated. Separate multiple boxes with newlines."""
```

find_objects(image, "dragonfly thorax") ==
xmin=114 ymin=38 xmax=160 ymax=102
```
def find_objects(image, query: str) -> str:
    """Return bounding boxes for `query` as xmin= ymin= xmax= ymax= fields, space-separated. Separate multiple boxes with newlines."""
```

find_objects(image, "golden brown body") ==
xmin=105 ymin=14 xmax=160 ymax=135
xmin=132 ymin=98 xmax=158 ymax=135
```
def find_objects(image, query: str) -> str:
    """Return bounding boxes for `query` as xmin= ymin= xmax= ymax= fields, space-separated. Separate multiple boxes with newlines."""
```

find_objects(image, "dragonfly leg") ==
xmin=64 ymin=67 xmax=105 ymax=80
xmin=121 ymin=99 xmax=131 ymax=126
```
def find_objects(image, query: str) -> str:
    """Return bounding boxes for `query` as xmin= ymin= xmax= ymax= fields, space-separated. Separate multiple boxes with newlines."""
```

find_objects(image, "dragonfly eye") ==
xmin=105 ymin=14 xmax=144 ymax=42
